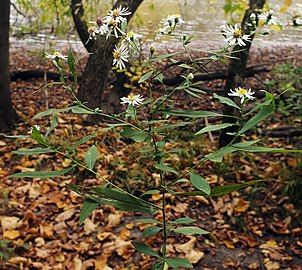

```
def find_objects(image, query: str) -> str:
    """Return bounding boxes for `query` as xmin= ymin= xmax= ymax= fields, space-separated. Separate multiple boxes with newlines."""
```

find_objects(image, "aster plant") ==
xmin=9 ymin=5 xmax=301 ymax=270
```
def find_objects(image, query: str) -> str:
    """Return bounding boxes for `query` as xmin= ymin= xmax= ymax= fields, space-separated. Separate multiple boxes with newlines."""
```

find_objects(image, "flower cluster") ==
xmin=88 ymin=5 xmax=131 ymax=40
xmin=220 ymin=24 xmax=251 ymax=47
xmin=157 ymin=14 xmax=185 ymax=35
xmin=228 ymin=87 xmax=255 ymax=103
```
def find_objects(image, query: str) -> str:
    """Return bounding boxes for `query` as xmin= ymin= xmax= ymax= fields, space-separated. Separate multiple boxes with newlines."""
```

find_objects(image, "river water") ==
xmin=11 ymin=0 xmax=302 ymax=51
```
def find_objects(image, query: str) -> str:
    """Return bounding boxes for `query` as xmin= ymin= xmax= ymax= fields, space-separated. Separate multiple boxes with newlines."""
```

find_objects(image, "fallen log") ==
xmin=155 ymin=65 xmax=270 ymax=86
xmin=10 ymin=70 xmax=74 ymax=81
xmin=10 ymin=65 xmax=270 ymax=84
xmin=262 ymin=127 xmax=302 ymax=138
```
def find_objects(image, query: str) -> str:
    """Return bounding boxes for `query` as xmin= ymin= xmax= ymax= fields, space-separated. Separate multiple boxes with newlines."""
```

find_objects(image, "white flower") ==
xmin=220 ymin=24 xmax=251 ymax=46
xmin=88 ymin=25 xmax=100 ymax=39
xmin=113 ymin=44 xmax=129 ymax=70
xmin=162 ymin=14 xmax=185 ymax=29
xmin=157 ymin=14 xmax=185 ymax=35
xmin=29 ymin=125 xmax=41 ymax=134
xmin=105 ymin=5 xmax=131 ymax=24
xmin=258 ymin=10 xmax=280 ymax=26
xmin=228 ymin=87 xmax=255 ymax=103
xmin=45 ymin=51 xmax=67 ymax=60
xmin=123 ymin=31 xmax=143 ymax=42
xmin=106 ymin=18 xmax=125 ymax=38
xmin=120 ymin=93 xmax=144 ymax=106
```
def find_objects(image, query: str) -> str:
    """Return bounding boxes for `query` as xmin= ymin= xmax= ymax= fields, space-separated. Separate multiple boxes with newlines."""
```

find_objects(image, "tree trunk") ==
xmin=71 ymin=0 xmax=93 ymax=53
xmin=75 ymin=0 xmax=143 ymax=122
xmin=0 ymin=0 xmax=18 ymax=131
xmin=219 ymin=0 xmax=265 ymax=147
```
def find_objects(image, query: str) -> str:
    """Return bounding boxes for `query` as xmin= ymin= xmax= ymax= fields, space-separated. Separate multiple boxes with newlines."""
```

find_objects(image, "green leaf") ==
xmin=174 ymin=226 xmax=209 ymax=235
xmin=189 ymin=172 xmax=211 ymax=195
xmin=163 ymin=257 xmax=193 ymax=269
xmin=154 ymin=162 xmax=179 ymax=175
xmin=1 ymin=134 xmax=29 ymax=139
xmin=163 ymin=109 xmax=222 ymax=118
xmin=91 ymin=187 xmax=153 ymax=213
xmin=141 ymin=190 xmax=160 ymax=197
xmin=205 ymin=146 xmax=238 ymax=162
xmin=138 ymin=71 xmax=154 ymax=83
xmin=132 ymin=241 xmax=160 ymax=258
xmin=143 ymin=226 xmax=162 ymax=238
xmin=79 ymin=198 xmax=100 ymax=224
xmin=213 ymin=93 xmax=241 ymax=110
xmin=33 ymin=107 xmax=73 ymax=119
xmin=9 ymin=166 xmax=75 ymax=179
xmin=152 ymin=260 xmax=165 ymax=270
xmin=110 ymin=200 xmax=153 ymax=213
xmin=195 ymin=123 xmax=235 ymax=135
xmin=72 ymin=133 xmax=97 ymax=148
xmin=121 ymin=127 xmax=148 ymax=142
xmin=171 ymin=217 xmax=196 ymax=224
xmin=210 ymin=180 xmax=262 ymax=197
xmin=31 ymin=127 xmax=48 ymax=147
xmin=71 ymin=106 xmax=94 ymax=114
xmin=84 ymin=145 xmax=99 ymax=170
xmin=12 ymin=147 xmax=55 ymax=155
xmin=238 ymin=91 xmax=274 ymax=135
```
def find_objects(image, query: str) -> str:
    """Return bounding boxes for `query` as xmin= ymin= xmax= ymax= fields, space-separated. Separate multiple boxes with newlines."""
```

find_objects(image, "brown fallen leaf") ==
xmin=107 ymin=213 xmax=121 ymax=228
xmin=234 ymin=198 xmax=250 ymax=213
xmin=55 ymin=209 xmax=75 ymax=222
xmin=1 ymin=216 xmax=20 ymax=231
xmin=29 ymin=182 xmax=41 ymax=198
xmin=84 ymin=218 xmax=98 ymax=234
xmin=3 ymin=229 xmax=20 ymax=240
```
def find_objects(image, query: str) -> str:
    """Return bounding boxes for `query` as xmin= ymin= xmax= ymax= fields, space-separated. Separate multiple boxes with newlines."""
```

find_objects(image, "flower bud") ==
xmin=250 ymin=13 xmax=256 ymax=21
xmin=150 ymin=44 xmax=156 ymax=56
xmin=96 ymin=17 xmax=104 ymax=27
xmin=187 ymin=73 xmax=194 ymax=81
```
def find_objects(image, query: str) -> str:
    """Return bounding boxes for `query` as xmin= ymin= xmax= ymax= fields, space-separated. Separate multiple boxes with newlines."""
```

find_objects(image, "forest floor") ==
xmin=0 ymin=44 xmax=302 ymax=270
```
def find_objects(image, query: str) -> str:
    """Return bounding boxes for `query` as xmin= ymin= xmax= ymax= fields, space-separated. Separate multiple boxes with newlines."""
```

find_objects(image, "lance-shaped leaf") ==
xmin=163 ymin=109 xmax=222 ymax=118
xmin=238 ymin=91 xmax=274 ymax=135
xmin=174 ymin=226 xmax=209 ymax=235
xmin=84 ymin=145 xmax=99 ymax=170
xmin=79 ymin=198 xmax=100 ymax=224
xmin=154 ymin=162 xmax=179 ymax=175
xmin=132 ymin=241 xmax=160 ymax=258
xmin=138 ymin=70 xmax=154 ymax=83
xmin=163 ymin=257 xmax=193 ymax=269
xmin=213 ymin=93 xmax=241 ymax=110
xmin=9 ymin=165 xmax=76 ymax=179
xmin=189 ymin=172 xmax=211 ymax=195
xmin=12 ymin=147 xmax=55 ymax=155
xmin=195 ymin=123 xmax=236 ymax=135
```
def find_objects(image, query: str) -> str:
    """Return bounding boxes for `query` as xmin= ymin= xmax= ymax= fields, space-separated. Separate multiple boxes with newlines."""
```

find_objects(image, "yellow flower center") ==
xmin=53 ymin=51 xmax=61 ymax=57
xmin=112 ymin=9 xmax=120 ymax=17
xmin=127 ymin=93 xmax=137 ymax=101
xmin=113 ymin=52 xmax=120 ymax=59
xmin=233 ymin=29 xmax=242 ymax=38
xmin=237 ymin=87 xmax=248 ymax=95
xmin=127 ymin=31 xmax=134 ymax=38
xmin=88 ymin=26 xmax=96 ymax=33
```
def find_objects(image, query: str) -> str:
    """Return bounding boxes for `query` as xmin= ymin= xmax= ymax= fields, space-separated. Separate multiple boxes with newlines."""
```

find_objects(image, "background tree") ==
xmin=72 ymin=0 xmax=143 ymax=119
xmin=0 ymin=0 xmax=18 ymax=131
xmin=219 ymin=0 xmax=265 ymax=147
